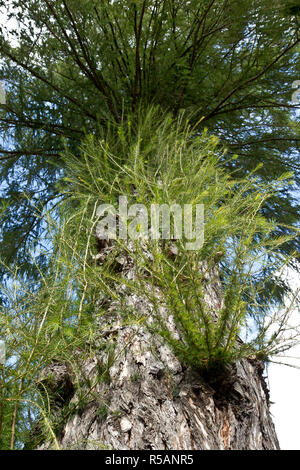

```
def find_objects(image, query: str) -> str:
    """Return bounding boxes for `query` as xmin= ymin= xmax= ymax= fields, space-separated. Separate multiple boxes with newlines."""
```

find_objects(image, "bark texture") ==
xmin=36 ymin=243 xmax=280 ymax=450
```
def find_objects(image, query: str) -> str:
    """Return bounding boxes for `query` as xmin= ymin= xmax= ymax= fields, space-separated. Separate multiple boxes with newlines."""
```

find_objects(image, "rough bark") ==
xmin=36 ymin=243 xmax=280 ymax=450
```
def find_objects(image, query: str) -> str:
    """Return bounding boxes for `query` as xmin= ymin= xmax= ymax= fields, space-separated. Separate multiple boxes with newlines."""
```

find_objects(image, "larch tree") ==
xmin=0 ymin=0 xmax=299 ymax=450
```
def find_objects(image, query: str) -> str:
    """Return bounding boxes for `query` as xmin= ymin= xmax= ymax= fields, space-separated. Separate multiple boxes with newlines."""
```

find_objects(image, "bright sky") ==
xmin=269 ymin=359 xmax=300 ymax=449
xmin=268 ymin=268 xmax=300 ymax=450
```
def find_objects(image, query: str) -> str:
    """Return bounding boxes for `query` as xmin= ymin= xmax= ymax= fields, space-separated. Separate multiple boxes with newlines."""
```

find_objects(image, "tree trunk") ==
xmin=36 ymin=245 xmax=279 ymax=450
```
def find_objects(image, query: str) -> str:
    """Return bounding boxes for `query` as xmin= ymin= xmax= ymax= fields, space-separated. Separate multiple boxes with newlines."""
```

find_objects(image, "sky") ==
xmin=0 ymin=5 xmax=300 ymax=451
xmin=268 ymin=268 xmax=300 ymax=450
xmin=269 ymin=356 xmax=300 ymax=449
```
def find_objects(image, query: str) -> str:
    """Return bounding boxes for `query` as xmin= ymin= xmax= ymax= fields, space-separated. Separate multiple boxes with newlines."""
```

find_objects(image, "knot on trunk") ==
xmin=37 ymin=361 xmax=75 ymax=405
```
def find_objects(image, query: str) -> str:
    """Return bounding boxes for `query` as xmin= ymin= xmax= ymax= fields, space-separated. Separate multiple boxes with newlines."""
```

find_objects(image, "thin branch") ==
xmin=1 ymin=45 xmax=97 ymax=122
xmin=132 ymin=0 xmax=147 ymax=110
xmin=203 ymin=38 xmax=300 ymax=122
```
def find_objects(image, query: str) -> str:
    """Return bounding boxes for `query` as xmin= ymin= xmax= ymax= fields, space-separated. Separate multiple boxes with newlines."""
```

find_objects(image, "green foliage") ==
xmin=96 ymin=406 xmax=108 ymax=420
xmin=0 ymin=1 xmax=299 ymax=447
xmin=130 ymin=373 xmax=142 ymax=383
xmin=0 ymin=109 xmax=299 ymax=448
xmin=0 ymin=0 xmax=299 ymax=284
xmin=61 ymin=108 xmax=297 ymax=371
xmin=0 ymin=107 xmax=299 ymax=449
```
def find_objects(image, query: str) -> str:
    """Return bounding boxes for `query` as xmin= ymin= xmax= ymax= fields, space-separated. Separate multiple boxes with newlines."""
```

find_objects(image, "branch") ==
xmin=203 ymin=38 xmax=300 ymax=122
xmin=1 ymin=45 xmax=97 ymax=122
xmin=229 ymin=137 xmax=300 ymax=148
xmin=132 ymin=0 xmax=147 ymax=110
xmin=61 ymin=0 xmax=119 ymax=120
xmin=0 ymin=149 xmax=61 ymax=161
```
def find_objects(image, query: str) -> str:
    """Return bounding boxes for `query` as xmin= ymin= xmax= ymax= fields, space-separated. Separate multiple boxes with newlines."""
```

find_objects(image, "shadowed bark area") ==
xmin=36 ymin=243 xmax=280 ymax=450
xmin=36 ymin=326 xmax=279 ymax=449
xmin=42 ymin=337 xmax=279 ymax=449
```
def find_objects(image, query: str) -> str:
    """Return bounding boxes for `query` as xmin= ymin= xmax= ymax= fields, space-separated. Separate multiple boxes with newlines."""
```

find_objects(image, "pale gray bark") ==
xmin=35 ymin=243 xmax=279 ymax=450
